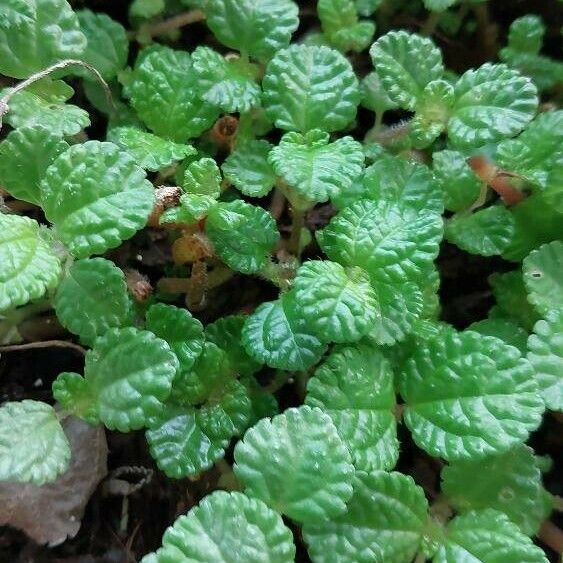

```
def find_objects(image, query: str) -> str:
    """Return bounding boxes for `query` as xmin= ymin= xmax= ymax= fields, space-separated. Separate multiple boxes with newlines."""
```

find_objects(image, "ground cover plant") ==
xmin=0 ymin=0 xmax=562 ymax=561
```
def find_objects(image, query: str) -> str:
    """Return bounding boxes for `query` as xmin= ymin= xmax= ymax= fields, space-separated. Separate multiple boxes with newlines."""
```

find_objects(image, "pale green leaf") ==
xmin=160 ymin=194 xmax=217 ymax=226
xmin=360 ymin=71 xmax=398 ymax=113
xmin=182 ymin=158 xmax=222 ymax=198
xmin=468 ymin=318 xmax=528 ymax=354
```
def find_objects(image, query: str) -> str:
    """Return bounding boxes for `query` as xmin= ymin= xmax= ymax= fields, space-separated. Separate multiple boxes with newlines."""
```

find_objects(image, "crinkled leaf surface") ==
xmin=306 ymin=345 xmax=398 ymax=471
xmin=234 ymin=406 xmax=354 ymax=523
xmin=182 ymin=157 xmax=222 ymax=198
xmin=401 ymin=329 xmax=544 ymax=461
xmin=468 ymin=318 xmax=528 ymax=354
xmin=360 ymin=71 xmax=398 ymax=112
xmin=40 ymin=141 xmax=154 ymax=259
xmin=0 ymin=401 xmax=70 ymax=485
xmin=160 ymin=194 xmax=217 ymax=226
xmin=303 ymin=471 xmax=428 ymax=563
xmin=263 ymin=44 xmax=360 ymax=132
xmin=0 ymin=213 xmax=61 ymax=312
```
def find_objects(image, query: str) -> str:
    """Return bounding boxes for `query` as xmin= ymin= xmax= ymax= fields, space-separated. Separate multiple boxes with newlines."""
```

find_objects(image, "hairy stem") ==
xmin=139 ymin=9 xmax=205 ymax=39
xmin=287 ymin=207 xmax=305 ymax=257
xmin=269 ymin=187 xmax=286 ymax=220
xmin=367 ymin=119 xmax=412 ymax=146
xmin=539 ymin=521 xmax=563 ymax=555
xmin=0 ymin=340 xmax=85 ymax=355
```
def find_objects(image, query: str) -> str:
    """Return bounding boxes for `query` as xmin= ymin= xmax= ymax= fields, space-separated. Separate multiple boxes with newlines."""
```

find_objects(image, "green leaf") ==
xmin=146 ymin=405 xmax=227 ymax=478
xmin=400 ymin=329 xmax=544 ymax=461
xmin=182 ymin=157 xmax=222 ymax=198
xmin=0 ymin=0 xmax=86 ymax=78
xmin=369 ymin=31 xmax=444 ymax=111
xmin=76 ymin=10 xmax=128 ymax=80
xmin=106 ymin=127 xmax=196 ymax=172
xmin=40 ymin=141 xmax=155 ymax=259
xmin=54 ymin=258 xmax=133 ymax=346
xmin=0 ymin=125 xmax=69 ymax=205
xmin=432 ymin=149 xmax=482 ymax=212
xmin=523 ymin=241 xmax=563 ymax=316
xmin=160 ymin=194 xmax=217 ymax=226
xmin=243 ymin=376 xmax=279 ymax=426
xmin=0 ymin=213 xmax=61 ymax=312
xmin=441 ymin=445 xmax=552 ymax=535
xmin=445 ymin=206 xmax=516 ymax=256
xmin=293 ymin=261 xmax=377 ymax=343
xmin=468 ymin=318 xmax=528 ymax=354
xmin=448 ymin=63 xmax=538 ymax=148
xmin=192 ymin=47 xmax=261 ymax=113
xmin=355 ymin=0 xmax=382 ymax=16
xmin=205 ymin=0 xmax=299 ymax=62
xmin=0 ymin=400 xmax=70 ymax=485
xmin=303 ymin=471 xmax=429 ymax=563
xmin=143 ymin=491 xmax=296 ymax=562
xmin=506 ymin=15 xmax=545 ymax=54
xmin=360 ymin=71 xmax=398 ymax=113
xmin=145 ymin=303 xmax=204 ymax=374
xmin=269 ymin=130 xmax=364 ymax=204
xmin=222 ymin=140 xmax=276 ymax=198
xmin=527 ymin=310 xmax=563 ymax=412
xmin=205 ymin=316 xmax=263 ymax=376
xmin=424 ymin=0 xmax=457 ymax=10
xmin=263 ymin=44 xmax=360 ymax=132
xmin=52 ymin=328 xmax=179 ymax=432
xmin=206 ymin=200 xmax=279 ymax=274
xmin=306 ymin=345 xmax=398 ymax=471
xmin=129 ymin=0 xmax=165 ymax=19
xmin=234 ymin=406 xmax=354 ymax=523
xmin=1 ymin=80 xmax=90 ymax=136
xmin=434 ymin=509 xmax=548 ymax=563
xmin=127 ymin=46 xmax=219 ymax=142
xmin=242 ymin=293 xmax=328 ymax=371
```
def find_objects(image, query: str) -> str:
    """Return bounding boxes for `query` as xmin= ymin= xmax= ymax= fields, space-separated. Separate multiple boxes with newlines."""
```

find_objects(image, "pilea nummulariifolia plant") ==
xmin=0 ymin=0 xmax=562 ymax=560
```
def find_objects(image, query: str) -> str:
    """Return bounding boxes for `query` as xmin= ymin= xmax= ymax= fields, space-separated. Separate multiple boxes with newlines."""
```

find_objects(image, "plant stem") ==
xmin=421 ymin=11 xmax=440 ymax=36
xmin=367 ymin=119 xmax=412 ymax=146
xmin=539 ymin=520 xmax=563 ymax=555
xmin=0 ymin=340 xmax=85 ymax=355
xmin=263 ymin=371 xmax=292 ymax=393
xmin=287 ymin=207 xmax=305 ymax=257
xmin=139 ymin=9 xmax=205 ymax=39
xmin=269 ymin=187 xmax=286 ymax=220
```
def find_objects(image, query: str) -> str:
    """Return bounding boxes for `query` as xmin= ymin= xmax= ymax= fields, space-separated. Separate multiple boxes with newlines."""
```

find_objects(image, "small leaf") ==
xmin=0 ymin=401 xmax=70 ymax=485
xmin=222 ymin=140 xmax=276 ymax=198
xmin=242 ymin=293 xmax=328 ymax=371
xmin=303 ymin=471 xmax=428 ymax=563
xmin=129 ymin=0 xmax=165 ymax=19
xmin=54 ymin=258 xmax=133 ymax=346
xmin=0 ymin=213 xmax=61 ymax=312
xmin=160 ymin=194 xmax=217 ymax=226
xmin=369 ymin=30 xmax=444 ymax=110
xmin=445 ymin=206 xmax=516 ymax=256
xmin=505 ymin=15 xmax=545 ymax=55
xmin=434 ymin=509 xmax=548 ymax=563
xmin=234 ymin=406 xmax=354 ymax=523
xmin=306 ymin=345 xmax=398 ymax=471
xmin=293 ymin=261 xmax=377 ymax=343
xmin=0 ymin=126 xmax=69 ymax=206
xmin=263 ymin=44 xmax=360 ymax=132
xmin=400 ymin=329 xmax=544 ymax=461
xmin=40 ymin=141 xmax=154 ymax=259
xmin=448 ymin=63 xmax=538 ymax=148
xmin=355 ymin=0 xmax=382 ymax=16
xmin=182 ymin=157 xmax=222 ymax=198
xmin=527 ymin=310 xmax=563 ymax=412
xmin=107 ymin=127 xmax=196 ymax=172
xmin=269 ymin=130 xmax=364 ymax=204
xmin=144 ymin=491 xmax=296 ymax=562
xmin=205 ymin=0 xmax=299 ymax=62
xmin=523 ymin=241 xmax=563 ymax=316
xmin=360 ymin=71 xmax=398 ymax=113
xmin=424 ymin=0 xmax=457 ymax=10
xmin=206 ymin=200 xmax=279 ymax=274
xmin=441 ymin=445 xmax=552 ymax=535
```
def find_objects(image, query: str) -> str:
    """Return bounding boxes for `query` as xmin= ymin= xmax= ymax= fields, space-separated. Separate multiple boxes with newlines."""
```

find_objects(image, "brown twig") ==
xmin=138 ymin=9 xmax=205 ymax=39
xmin=0 ymin=340 xmax=85 ymax=355
xmin=539 ymin=520 xmax=563 ymax=555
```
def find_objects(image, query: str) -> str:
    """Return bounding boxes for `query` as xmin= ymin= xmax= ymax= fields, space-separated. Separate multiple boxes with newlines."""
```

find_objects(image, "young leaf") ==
xmin=400 ymin=329 xmax=544 ymax=461
xmin=293 ymin=261 xmax=377 ymax=343
xmin=242 ymin=293 xmax=328 ymax=371
xmin=448 ymin=63 xmax=538 ymax=148
xmin=222 ymin=140 xmax=276 ymax=198
xmin=441 ymin=445 xmax=552 ymax=535
xmin=263 ymin=44 xmax=360 ymax=132
xmin=0 ymin=400 xmax=70 ymax=485
xmin=0 ymin=125 xmax=69 ymax=206
xmin=306 ymin=345 xmax=398 ymax=471
xmin=0 ymin=0 xmax=86 ymax=78
xmin=205 ymin=0 xmax=299 ymax=62
xmin=182 ymin=158 xmax=222 ymax=198
xmin=234 ymin=406 xmax=354 ymax=523
xmin=142 ymin=491 xmax=296 ymax=562
xmin=369 ymin=31 xmax=444 ymax=110
xmin=523 ymin=240 xmax=563 ymax=316
xmin=360 ymin=71 xmax=398 ymax=113
xmin=54 ymin=258 xmax=134 ymax=346
xmin=434 ymin=509 xmax=548 ymax=563
xmin=527 ymin=310 xmax=563 ymax=412
xmin=160 ymin=194 xmax=217 ymax=226
xmin=424 ymin=0 xmax=457 ymax=10
xmin=444 ymin=206 xmax=516 ymax=256
xmin=206 ymin=200 xmax=280 ymax=274
xmin=52 ymin=328 xmax=179 ymax=432
xmin=40 ymin=141 xmax=155 ymax=259
xmin=145 ymin=303 xmax=205 ymax=374
xmin=127 ymin=47 xmax=219 ymax=142
xmin=0 ymin=213 xmax=61 ymax=312
xmin=106 ymin=127 xmax=196 ymax=172
xmin=192 ymin=47 xmax=261 ymax=113
xmin=268 ymin=130 xmax=364 ymax=204
xmin=505 ymin=15 xmax=544 ymax=54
